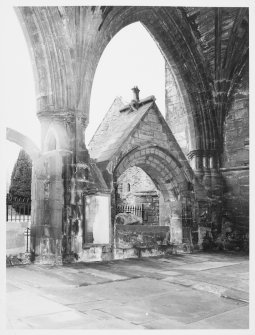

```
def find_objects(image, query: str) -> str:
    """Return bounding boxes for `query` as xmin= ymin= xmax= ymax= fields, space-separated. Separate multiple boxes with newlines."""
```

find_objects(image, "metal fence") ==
xmin=6 ymin=194 xmax=31 ymax=222
xmin=117 ymin=204 xmax=144 ymax=219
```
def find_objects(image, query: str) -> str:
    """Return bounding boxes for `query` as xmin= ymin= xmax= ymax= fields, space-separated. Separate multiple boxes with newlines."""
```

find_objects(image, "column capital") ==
xmin=37 ymin=109 xmax=88 ymax=127
xmin=187 ymin=149 xmax=203 ymax=159
xmin=187 ymin=149 xmax=218 ymax=159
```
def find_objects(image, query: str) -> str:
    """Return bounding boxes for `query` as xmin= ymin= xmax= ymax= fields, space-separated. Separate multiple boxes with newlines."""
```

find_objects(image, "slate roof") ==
xmin=88 ymin=96 xmax=155 ymax=163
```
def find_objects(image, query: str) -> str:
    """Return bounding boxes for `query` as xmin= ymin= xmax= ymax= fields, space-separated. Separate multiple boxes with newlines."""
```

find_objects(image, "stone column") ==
xmin=187 ymin=150 xmax=204 ymax=181
xmin=30 ymin=110 xmax=91 ymax=264
xmin=31 ymin=150 xmax=70 ymax=265
xmin=210 ymin=152 xmax=223 ymax=197
xmin=159 ymin=195 xmax=171 ymax=226
xmin=60 ymin=112 xmax=91 ymax=260
xmin=202 ymin=153 xmax=212 ymax=193
xmin=188 ymin=149 xmax=223 ymax=200
xmin=169 ymin=201 xmax=183 ymax=244
xmin=111 ymin=180 xmax=118 ymax=224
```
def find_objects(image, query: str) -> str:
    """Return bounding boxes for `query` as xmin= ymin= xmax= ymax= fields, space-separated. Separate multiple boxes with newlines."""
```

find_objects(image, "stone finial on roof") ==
xmin=132 ymin=86 xmax=140 ymax=102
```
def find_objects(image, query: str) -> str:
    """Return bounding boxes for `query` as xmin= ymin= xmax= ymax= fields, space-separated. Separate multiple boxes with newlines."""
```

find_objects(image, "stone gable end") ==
xmin=114 ymin=105 xmax=185 ymax=168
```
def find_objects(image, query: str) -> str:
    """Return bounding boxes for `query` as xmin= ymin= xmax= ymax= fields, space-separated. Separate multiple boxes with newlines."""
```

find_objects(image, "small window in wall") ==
xmin=47 ymin=134 xmax=56 ymax=151
xmin=127 ymin=183 xmax=131 ymax=192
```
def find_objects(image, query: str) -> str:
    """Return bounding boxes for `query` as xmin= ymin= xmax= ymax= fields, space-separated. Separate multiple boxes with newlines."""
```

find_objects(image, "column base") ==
xmin=33 ymin=254 xmax=63 ymax=265
xmin=31 ymin=236 xmax=62 ymax=265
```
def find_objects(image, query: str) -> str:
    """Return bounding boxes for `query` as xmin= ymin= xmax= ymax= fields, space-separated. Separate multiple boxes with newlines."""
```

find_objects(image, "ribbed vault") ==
xmin=16 ymin=6 xmax=249 ymax=158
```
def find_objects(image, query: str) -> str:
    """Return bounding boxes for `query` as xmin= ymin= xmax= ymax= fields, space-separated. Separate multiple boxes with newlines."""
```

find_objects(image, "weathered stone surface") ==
xmin=115 ymin=213 xmax=143 ymax=226
xmin=116 ymin=166 xmax=160 ymax=225
xmin=11 ymin=6 xmax=248 ymax=264
xmin=114 ymin=224 xmax=170 ymax=255
xmin=221 ymin=71 xmax=249 ymax=241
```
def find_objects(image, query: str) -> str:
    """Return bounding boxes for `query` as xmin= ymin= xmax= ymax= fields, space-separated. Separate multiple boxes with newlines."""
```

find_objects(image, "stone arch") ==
xmin=92 ymin=9 xmax=214 ymax=153
xmin=6 ymin=127 xmax=40 ymax=161
xmin=114 ymin=146 xmax=189 ymax=201
xmin=89 ymin=16 xmax=201 ymax=152
xmin=113 ymin=146 xmax=192 ymax=243
xmin=17 ymin=7 xmax=212 ymax=153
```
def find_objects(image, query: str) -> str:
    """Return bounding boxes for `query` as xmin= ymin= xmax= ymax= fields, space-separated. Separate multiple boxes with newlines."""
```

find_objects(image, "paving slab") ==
xmin=30 ymin=265 xmax=111 ymax=286
xmin=7 ymin=291 xmax=72 ymax=318
xmin=34 ymin=286 xmax=109 ymax=305
xmin=166 ymin=271 xmax=249 ymax=296
xmin=221 ymin=288 xmax=249 ymax=302
xmin=6 ymin=252 xmax=249 ymax=329
xmin=162 ymin=277 xmax=195 ymax=286
xmin=176 ymin=261 xmax=240 ymax=271
xmin=162 ymin=276 xmax=248 ymax=302
xmin=7 ymin=316 xmax=33 ymax=329
xmin=186 ymin=305 xmax=249 ymax=329
xmin=82 ymin=309 xmax=119 ymax=321
xmin=158 ymin=270 xmax=181 ymax=276
xmin=7 ymin=266 xmax=74 ymax=288
xmin=132 ymin=284 xmax=247 ymax=324
xmin=80 ymin=267 xmax=128 ymax=281
xmin=149 ymin=258 xmax=192 ymax=266
xmin=18 ymin=310 xmax=138 ymax=329
xmin=142 ymin=317 xmax=187 ymax=329
xmin=66 ymin=299 xmax=123 ymax=312
xmin=94 ymin=304 xmax=165 ymax=325
xmin=6 ymin=283 xmax=21 ymax=293
xmin=71 ymin=277 xmax=173 ymax=303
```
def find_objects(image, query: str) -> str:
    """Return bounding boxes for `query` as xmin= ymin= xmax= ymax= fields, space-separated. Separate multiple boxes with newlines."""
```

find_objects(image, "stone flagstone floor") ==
xmin=6 ymin=251 xmax=250 ymax=329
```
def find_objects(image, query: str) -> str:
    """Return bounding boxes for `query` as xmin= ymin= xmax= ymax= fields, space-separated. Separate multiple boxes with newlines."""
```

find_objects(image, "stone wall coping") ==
xmin=115 ymin=224 xmax=169 ymax=231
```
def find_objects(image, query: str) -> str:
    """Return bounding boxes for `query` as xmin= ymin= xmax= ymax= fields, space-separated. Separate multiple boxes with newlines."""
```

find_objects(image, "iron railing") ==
xmin=6 ymin=193 xmax=31 ymax=222
xmin=117 ymin=204 xmax=144 ymax=219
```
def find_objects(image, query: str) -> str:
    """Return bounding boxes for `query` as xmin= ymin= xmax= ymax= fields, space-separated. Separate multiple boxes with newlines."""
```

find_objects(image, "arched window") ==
xmin=127 ymin=183 xmax=131 ymax=192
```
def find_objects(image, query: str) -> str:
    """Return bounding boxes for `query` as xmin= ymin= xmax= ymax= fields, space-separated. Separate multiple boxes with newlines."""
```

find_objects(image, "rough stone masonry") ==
xmin=6 ymin=6 xmax=249 ymax=264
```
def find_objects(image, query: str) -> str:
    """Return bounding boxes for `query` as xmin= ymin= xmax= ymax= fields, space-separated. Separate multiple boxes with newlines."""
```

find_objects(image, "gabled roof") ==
xmin=88 ymin=96 xmax=155 ymax=163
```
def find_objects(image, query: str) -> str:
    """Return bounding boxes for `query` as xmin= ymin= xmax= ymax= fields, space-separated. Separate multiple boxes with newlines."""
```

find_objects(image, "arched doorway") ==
xmin=112 ymin=145 xmax=192 ymax=244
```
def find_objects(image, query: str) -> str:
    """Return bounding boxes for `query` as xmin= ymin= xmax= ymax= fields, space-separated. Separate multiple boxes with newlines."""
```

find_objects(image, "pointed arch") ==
xmin=6 ymin=127 xmax=41 ymax=161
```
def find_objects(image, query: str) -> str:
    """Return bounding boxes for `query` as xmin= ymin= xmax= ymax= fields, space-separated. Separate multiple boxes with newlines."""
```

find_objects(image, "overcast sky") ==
xmin=2 ymin=7 xmax=165 ymax=186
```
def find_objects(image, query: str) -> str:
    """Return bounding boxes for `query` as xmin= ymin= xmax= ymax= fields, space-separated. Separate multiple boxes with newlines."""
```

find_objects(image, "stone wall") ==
xmin=6 ymin=221 xmax=31 ymax=255
xmin=133 ymin=193 xmax=159 ymax=225
xmin=117 ymin=166 xmax=159 ymax=225
xmin=222 ymin=71 xmax=249 ymax=169
xmin=114 ymin=224 xmax=170 ymax=258
xmin=165 ymin=62 xmax=192 ymax=156
xmin=221 ymin=71 xmax=249 ymax=240
xmin=117 ymin=166 xmax=156 ymax=196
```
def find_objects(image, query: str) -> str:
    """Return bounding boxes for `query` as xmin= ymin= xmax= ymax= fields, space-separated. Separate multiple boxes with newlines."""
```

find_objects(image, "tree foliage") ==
xmin=9 ymin=150 xmax=32 ymax=199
